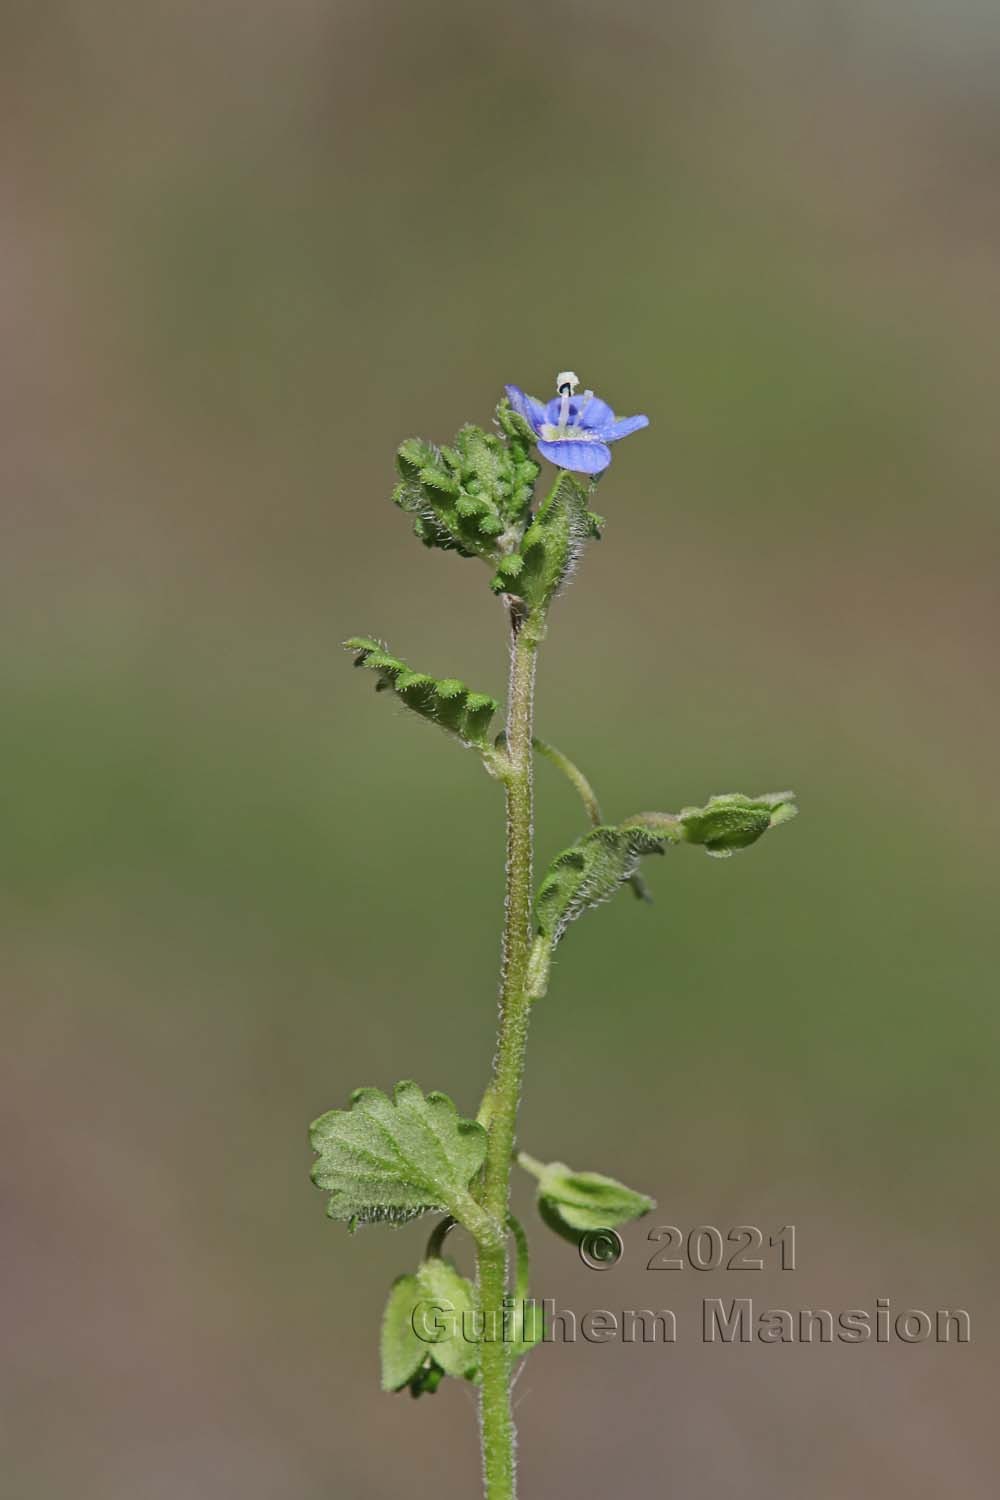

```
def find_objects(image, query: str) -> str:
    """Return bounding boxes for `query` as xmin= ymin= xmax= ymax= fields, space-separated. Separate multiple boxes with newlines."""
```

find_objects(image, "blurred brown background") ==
xmin=3 ymin=3 xmax=998 ymax=1496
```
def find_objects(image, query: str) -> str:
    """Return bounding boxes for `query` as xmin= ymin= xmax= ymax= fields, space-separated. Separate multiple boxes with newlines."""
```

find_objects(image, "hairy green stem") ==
xmin=533 ymin=736 xmax=651 ymax=903
xmin=476 ymin=603 xmax=540 ymax=1500
xmin=532 ymin=736 xmax=603 ymax=824
xmin=507 ymin=1213 xmax=531 ymax=1303
xmin=514 ymin=1150 xmax=546 ymax=1181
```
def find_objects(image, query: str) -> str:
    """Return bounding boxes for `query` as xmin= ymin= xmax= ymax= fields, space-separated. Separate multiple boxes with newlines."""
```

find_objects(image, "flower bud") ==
xmin=678 ymin=792 xmax=797 ymax=858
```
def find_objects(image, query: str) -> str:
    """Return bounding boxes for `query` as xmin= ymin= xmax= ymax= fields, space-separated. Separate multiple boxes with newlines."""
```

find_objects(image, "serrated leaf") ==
xmin=492 ymin=470 xmax=597 ymax=605
xmin=494 ymin=394 xmax=536 ymax=448
xmin=344 ymin=637 xmax=499 ymax=748
xmin=462 ymin=693 xmax=499 ymax=745
xmin=456 ymin=492 xmax=489 ymax=520
xmin=535 ymin=823 xmax=669 ymax=945
xmin=418 ymin=464 xmax=460 ymax=499
xmin=534 ymin=793 xmax=797 ymax=943
xmin=408 ymin=505 xmax=478 ymax=556
xmin=522 ymin=1156 xmax=655 ymax=1238
xmin=395 ymin=436 xmax=443 ymax=482
xmin=391 ymin=409 xmax=539 ymax=566
xmin=309 ymin=1081 xmax=489 ymax=1232
xmin=491 ymin=399 xmax=542 ymax=526
xmin=491 ymin=553 xmax=524 ymax=591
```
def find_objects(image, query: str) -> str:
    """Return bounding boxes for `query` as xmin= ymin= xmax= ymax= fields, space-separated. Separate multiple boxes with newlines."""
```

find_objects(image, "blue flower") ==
xmin=505 ymin=377 xmax=649 ymax=475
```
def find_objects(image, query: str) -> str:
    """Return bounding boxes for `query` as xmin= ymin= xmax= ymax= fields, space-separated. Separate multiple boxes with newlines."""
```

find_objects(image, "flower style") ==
xmin=505 ymin=375 xmax=649 ymax=475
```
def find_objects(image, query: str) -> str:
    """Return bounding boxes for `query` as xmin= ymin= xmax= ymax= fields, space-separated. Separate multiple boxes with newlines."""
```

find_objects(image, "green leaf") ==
xmin=309 ymin=1081 xmax=492 ymax=1235
xmin=411 ymin=1258 xmax=480 ymax=1380
xmin=535 ymin=823 xmax=669 ymax=945
xmin=520 ymin=1155 xmax=655 ymax=1239
xmin=494 ymin=393 xmax=536 ymax=448
xmin=344 ymin=637 xmax=499 ymax=749
xmin=532 ymin=735 xmax=652 ymax=904
xmin=380 ymin=1274 xmax=428 ymax=1392
xmin=492 ymin=469 xmax=600 ymax=606
xmin=673 ymin=791 xmax=798 ymax=858
xmin=534 ymin=793 xmax=797 ymax=945
xmin=392 ymin=410 xmax=539 ymax=565
xmin=379 ymin=1251 xmax=539 ymax=1396
xmin=379 ymin=1261 xmax=478 ymax=1396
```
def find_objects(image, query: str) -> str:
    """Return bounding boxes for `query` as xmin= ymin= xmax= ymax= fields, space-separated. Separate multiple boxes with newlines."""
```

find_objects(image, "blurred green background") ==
xmin=3 ymin=3 xmax=997 ymax=1495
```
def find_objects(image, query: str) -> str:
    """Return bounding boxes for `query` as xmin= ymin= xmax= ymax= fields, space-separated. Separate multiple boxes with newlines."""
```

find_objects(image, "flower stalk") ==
xmin=476 ymin=605 xmax=540 ymax=1499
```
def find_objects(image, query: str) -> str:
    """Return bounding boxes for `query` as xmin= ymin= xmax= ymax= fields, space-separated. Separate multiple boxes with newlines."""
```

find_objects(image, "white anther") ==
xmin=556 ymin=371 xmax=580 ymax=395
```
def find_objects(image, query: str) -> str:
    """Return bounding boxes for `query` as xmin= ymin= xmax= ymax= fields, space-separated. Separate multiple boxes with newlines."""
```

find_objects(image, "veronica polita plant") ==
xmin=309 ymin=372 xmax=797 ymax=1497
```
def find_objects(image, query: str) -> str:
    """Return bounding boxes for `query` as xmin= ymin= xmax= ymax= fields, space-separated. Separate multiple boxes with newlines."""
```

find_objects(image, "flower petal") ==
xmin=505 ymin=385 xmax=546 ymax=433
xmin=603 ymin=413 xmax=649 ymax=442
xmin=575 ymin=395 xmax=614 ymax=431
xmin=537 ymin=438 xmax=612 ymax=474
xmin=543 ymin=394 xmax=610 ymax=428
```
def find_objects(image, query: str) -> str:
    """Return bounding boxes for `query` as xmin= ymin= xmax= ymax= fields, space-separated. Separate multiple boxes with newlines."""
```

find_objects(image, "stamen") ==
xmin=556 ymin=372 xmax=581 ymax=431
